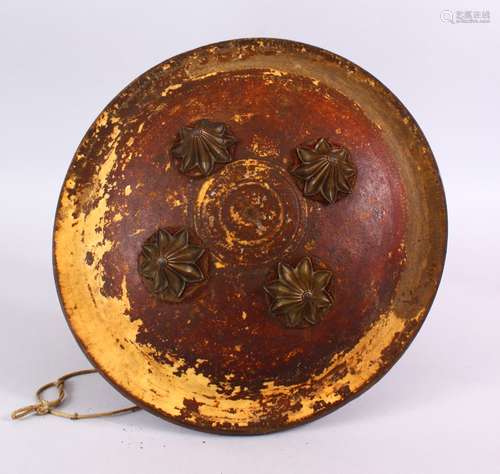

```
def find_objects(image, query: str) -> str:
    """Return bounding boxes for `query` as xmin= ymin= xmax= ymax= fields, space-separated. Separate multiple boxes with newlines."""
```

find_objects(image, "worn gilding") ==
xmin=53 ymin=38 xmax=447 ymax=434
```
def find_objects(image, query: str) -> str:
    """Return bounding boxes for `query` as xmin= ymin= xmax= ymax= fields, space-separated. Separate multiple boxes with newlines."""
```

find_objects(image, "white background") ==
xmin=1 ymin=1 xmax=499 ymax=473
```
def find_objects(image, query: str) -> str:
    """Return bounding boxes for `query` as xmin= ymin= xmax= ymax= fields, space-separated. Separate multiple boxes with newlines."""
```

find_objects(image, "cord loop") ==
xmin=11 ymin=369 xmax=139 ymax=421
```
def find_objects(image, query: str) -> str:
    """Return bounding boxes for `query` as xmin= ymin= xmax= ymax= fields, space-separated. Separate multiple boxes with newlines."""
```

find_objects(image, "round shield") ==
xmin=53 ymin=38 xmax=447 ymax=434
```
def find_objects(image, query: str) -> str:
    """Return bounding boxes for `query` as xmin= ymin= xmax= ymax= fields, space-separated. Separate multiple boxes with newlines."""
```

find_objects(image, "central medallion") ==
xmin=193 ymin=159 xmax=307 ymax=266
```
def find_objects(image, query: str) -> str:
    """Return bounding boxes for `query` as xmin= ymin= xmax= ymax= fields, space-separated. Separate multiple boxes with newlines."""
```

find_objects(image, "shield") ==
xmin=53 ymin=38 xmax=447 ymax=434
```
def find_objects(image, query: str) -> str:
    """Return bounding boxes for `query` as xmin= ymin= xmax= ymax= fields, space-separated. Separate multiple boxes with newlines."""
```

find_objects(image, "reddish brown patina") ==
xmin=53 ymin=38 xmax=447 ymax=434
